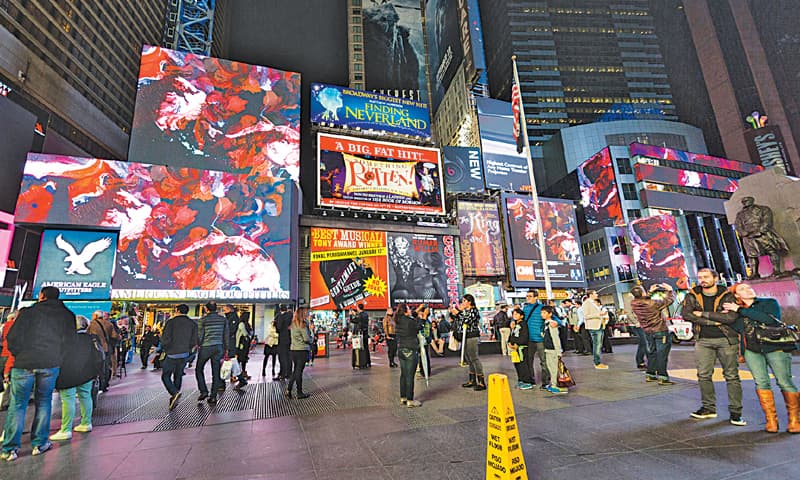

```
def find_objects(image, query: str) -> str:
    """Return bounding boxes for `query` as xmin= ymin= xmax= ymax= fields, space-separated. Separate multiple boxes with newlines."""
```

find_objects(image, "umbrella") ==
xmin=418 ymin=332 xmax=429 ymax=387
xmin=459 ymin=323 xmax=468 ymax=367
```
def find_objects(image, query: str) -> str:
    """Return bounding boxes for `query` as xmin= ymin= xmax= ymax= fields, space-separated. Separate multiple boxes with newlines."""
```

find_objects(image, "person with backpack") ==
xmin=286 ymin=308 xmax=312 ymax=399
xmin=540 ymin=306 xmax=567 ymax=395
xmin=88 ymin=310 xmax=120 ymax=391
xmin=523 ymin=290 xmax=550 ymax=387
xmin=451 ymin=294 xmax=486 ymax=391
xmin=274 ymin=305 xmax=293 ymax=381
xmin=160 ymin=304 xmax=198 ymax=410
xmin=494 ymin=305 xmax=511 ymax=355
xmin=234 ymin=315 xmax=254 ymax=389
xmin=395 ymin=304 xmax=422 ymax=407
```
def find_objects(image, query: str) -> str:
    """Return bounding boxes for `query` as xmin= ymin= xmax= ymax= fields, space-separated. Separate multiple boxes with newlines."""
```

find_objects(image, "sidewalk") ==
xmin=1 ymin=344 xmax=798 ymax=479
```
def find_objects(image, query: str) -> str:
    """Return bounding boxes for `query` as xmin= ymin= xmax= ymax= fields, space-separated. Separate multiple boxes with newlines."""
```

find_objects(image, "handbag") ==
xmin=744 ymin=315 xmax=800 ymax=350
xmin=556 ymin=357 xmax=576 ymax=388
xmin=447 ymin=333 xmax=460 ymax=352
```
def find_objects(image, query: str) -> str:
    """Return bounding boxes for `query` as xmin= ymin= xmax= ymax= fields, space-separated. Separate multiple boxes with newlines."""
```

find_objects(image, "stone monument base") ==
xmin=749 ymin=274 xmax=800 ymax=326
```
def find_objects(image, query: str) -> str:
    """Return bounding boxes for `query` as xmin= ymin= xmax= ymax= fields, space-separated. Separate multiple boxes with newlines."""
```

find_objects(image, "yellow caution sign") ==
xmin=486 ymin=374 xmax=527 ymax=480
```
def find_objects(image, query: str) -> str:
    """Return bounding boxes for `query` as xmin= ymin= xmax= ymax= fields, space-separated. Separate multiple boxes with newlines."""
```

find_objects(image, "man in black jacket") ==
xmin=274 ymin=305 xmax=293 ymax=381
xmin=161 ymin=304 xmax=198 ymax=410
xmin=357 ymin=303 xmax=371 ymax=368
xmin=1 ymin=286 xmax=75 ymax=461
xmin=681 ymin=268 xmax=745 ymax=426
xmin=223 ymin=304 xmax=239 ymax=357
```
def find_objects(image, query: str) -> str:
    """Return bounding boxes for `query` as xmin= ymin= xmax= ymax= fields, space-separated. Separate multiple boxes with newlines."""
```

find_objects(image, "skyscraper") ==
xmin=479 ymin=0 xmax=677 ymax=160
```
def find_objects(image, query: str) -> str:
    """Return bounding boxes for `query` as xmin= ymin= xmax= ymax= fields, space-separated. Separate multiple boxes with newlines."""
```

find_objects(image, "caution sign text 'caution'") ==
xmin=486 ymin=374 xmax=527 ymax=480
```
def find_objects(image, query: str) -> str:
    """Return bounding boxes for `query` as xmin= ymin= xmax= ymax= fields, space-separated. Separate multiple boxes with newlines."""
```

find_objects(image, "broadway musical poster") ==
xmin=387 ymin=233 xmax=459 ymax=308
xmin=309 ymin=228 xmax=390 ymax=310
xmin=456 ymin=200 xmax=505 ymax=276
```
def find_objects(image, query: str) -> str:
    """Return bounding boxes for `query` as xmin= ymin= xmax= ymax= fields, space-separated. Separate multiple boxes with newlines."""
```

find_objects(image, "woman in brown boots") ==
xmin=725 ymin=283 xmax=798 ymax=434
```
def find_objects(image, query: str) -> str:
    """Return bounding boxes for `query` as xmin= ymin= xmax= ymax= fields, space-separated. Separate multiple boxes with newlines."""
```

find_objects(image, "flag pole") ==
xmin=512 ymin=55 xmax=553 ymax=300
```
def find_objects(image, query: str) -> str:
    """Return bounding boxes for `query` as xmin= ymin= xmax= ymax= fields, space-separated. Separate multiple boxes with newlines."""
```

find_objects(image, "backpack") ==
xmin=56 ymin=332 xmax=106 ymax=390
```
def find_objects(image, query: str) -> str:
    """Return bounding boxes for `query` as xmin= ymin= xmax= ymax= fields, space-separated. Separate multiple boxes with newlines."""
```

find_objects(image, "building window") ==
xmin=352 ymin=25 xmax=361 ymax=33
xmin=353 ymin=63 xmax=362 ymax=72
xmin=627 ymin=209 xmax=642 ymax=220
xmin=621 ymin=183 xmax=638 ymax=200
xmin=352 ymin=0 xmax=361 ymax=5
xmin=353 ymin=53 xmax=363 ymax=62
xmin=352 ymin=34 xmax=361 ymax=42
xmin=354 ymin=74 xmax=363 ymax=81
xmin=616 ymin=157 xmax=633 ymax=174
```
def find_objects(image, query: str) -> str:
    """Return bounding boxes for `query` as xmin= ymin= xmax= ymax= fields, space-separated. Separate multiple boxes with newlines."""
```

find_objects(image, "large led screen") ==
xmin=457 ymin=200 xmax=505 ymax=276
xmin=15 ymin=154 xmax=295 ymax=301
xmin=33 ymin=229 xmax=118 ymax=300
xmin=309 ymin=228 xmax=390 ymax=311
xmin=317 ymin=133 xmax=444 ymax=214
xmin=443 ymin=147 xmax=484 ymax=193
xmin=634 ymin=164 xmax=738 ymax=192
xmin=387 ymin=233 xmax=460 ymax=308
xmin=426 ymin=0 xmax=464 ymax=113
xmin=629 ymin=143 xmax=762 ymax=175
xmin=577 ymin=147 xmax=623 ymax=230
xmin=362 ymin=1 xmax=428 ymax=102
xmin=129 ymin=45 xmax=301 ymax=180
xmin=476 ymin=98 xmax=531 ymax=192
xmin=628 ymin=214 xmax=689 ymax=290
xmin=310 ymin=83 xmax=430 ymax=138
xmin=501 ymin=194 xmax=585 ymax=288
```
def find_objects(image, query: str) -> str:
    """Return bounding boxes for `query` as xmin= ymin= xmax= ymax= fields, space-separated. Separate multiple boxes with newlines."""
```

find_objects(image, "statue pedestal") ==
xmin=749 ymin=275 xmax=800 ymax=326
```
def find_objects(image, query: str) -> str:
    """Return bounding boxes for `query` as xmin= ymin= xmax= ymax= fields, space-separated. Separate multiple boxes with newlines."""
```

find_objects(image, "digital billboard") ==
xmin=629 ymin=143 xmax=762 ymax=175
xmin=628 ymin=214 xmax=690 ymax=290
xmin=15 ymin=154 xmax=296 ymax=301
xmin=362 ymin=1 xmax=428 ymax=102
xmin=33 ymin=230 xmax=118 ymax=300
xmin=476 ymin=97 xmax=531 ymax=192
xmin=744 ymin=126 xmax=795 ymax=175
xmin=317 ymin=133 xmax=444 ymax=215
xmin=0 ymin=211 xmax=13 ymax=284
xmin=634 ymin=164 xmax=739 ymax=192
xmin=443 ymin=146 xmax=484 ymax=193
xmin=426 ymin=0 xmax=464 ymax=113
xmin=501 ymin=194 xmax=585 ymax=288
xmin=309 ymin=228 xmax=390 ymax=311
xmin=577 ymin=147 xmax=623 ymax=230
xmin=387 ymin=233 xmax=460 ymax=308
xmin=457 ymin=200 xmax=505 ymax=276
xmin=609 ymin=227 xmax=633 ymax=281
xmin=128 ymin=45 xmax=301 ymax=180
xmin=309 ymin=83 xmax=430 ymax=138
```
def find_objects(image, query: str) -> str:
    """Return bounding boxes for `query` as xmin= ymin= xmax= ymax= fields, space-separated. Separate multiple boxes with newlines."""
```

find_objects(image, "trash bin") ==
xmin=316 ymin=332 xmax=330 ymax=358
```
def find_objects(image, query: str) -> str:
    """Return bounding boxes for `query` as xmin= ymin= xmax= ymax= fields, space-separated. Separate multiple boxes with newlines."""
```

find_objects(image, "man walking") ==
xmin=274 ymin=305 xmax=293 ymax=381
xmin=1 ymin=287 xmax=75 ymax=461
xmin=494 ymin=305 xmax=511 ymax=356
xmin=523 ymin=290 xmax=549 ymax=388
xmin=630 ymin=284 xmax=675 ymax=385
xmin=582 ymin=290 xmax=609 ymax=369
xmin=161 ymin=304 xmax=197 ymax=410
xmin=195 ymin=302 xmax=229 ymax=404
xmin=88 ymin=309 xmax=120 ymax=392
xmin=682 ymin=268 xmax=745 ymax=425
xmin=357 ymin=303 xmax=371 ymax=368
xmin=223 ymin=304 xmax=239 ymax=358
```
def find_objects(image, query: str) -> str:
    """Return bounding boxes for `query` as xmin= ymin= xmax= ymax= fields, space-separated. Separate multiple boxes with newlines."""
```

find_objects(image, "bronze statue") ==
xmin=734 ymin=196 xmax=790 ymax=278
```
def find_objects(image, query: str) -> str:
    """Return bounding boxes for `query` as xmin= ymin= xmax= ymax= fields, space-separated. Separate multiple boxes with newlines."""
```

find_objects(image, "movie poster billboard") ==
xmin=387 ymin=233 xmax=460 ymax=308
xmin=33 ymin=230 xmax=118 ymax=300
xmin=476 ymin=97 xmax=531 ymax=192
xmin=309 ymin=228 xmax=389 ymax=311
xmin=634 ymin=164 xmax=739 ymax=192
xmin=128 ymin=45 xmax=301 ymax=180
xmin=15 ymin=154 xmax=296 ymax=301
xmin=629 ymin=143 xmax=762 ymax=175
xmin=501 ymin=194 xmax=585 ymax=288
xmin=309 ymin=83 xmax=430 ymax=138
xmin=426 ymin=0 xmax=464 ymax=113
xmin=362 ymin=0 xmax=428 ymax=102
xmin=443 ymin=147 xmax=484 ymax=193
xmin=317 ymin=133 xmax=444 ymax=214
xmin=628 ymin=214 xmax=690 ymax=290
xmin=457 ymin=200 xmax=504 ymax=276
xmin=577 ymin=147 xmax=624 ymax=230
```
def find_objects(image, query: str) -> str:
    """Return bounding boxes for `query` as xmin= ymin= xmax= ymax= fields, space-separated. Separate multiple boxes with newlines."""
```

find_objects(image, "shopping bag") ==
xmin=229 ymin=358 xmax=242 ymax=379
xmin=557 ymin=357 xmax=576 ymax=388
xmin=351 ymin=334 xmax=362 ymax=350
xmin=509 ymin=348 xmax=521 ymax=364
xmin=447 ymin=334 xmax=460 ymax=352
xmin=220 ymin=359 xmax=233 ymax=380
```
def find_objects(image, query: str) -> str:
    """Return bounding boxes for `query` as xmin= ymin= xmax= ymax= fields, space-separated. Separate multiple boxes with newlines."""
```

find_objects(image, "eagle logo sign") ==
xmin=55 ymin=234 xmax=113 ymax=275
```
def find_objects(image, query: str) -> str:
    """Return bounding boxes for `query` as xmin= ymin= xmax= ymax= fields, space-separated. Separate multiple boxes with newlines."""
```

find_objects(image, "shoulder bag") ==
xmin=743 ymin=314 xmax=800 ymax=350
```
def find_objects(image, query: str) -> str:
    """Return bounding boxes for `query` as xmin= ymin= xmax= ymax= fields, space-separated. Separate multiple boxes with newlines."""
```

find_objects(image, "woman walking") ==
xmin=262 ymin=320 xmax=279 ymax=378
xmin=286 ymin=308 xmax=312 ymax=399
xmin=395 ymin=304 xmax=422 ymax=407
xmin=234 ymin=318 xmax=253 ymax=388
xmin=724 ymin=283 xmax=799 ymax=433
xmin=450 ymin=294 xmax=485 ymax=391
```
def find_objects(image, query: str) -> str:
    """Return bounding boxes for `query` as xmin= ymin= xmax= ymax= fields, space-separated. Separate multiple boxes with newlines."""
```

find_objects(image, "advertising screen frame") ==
xmin=628 ymin=214 xmax=690 ymax=290
xmin=387 ymin=232 xmax=460 ymax=308
xmin=426 ymin=0 xmax=465 ymax=113
xmin=476 ymin=97 xmax=531 ymax=192
xmin=577 ymin=147 xmax=624 ymax=230
xmin=456 ymin=200 xmax=504 ymax=276
xmin=442 ymin=146 xmax=484 ymax=193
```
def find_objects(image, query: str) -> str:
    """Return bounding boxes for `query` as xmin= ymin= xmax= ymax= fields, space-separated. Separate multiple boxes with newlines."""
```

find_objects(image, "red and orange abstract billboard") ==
xmin=634 ymin=164 xmax=738 ymax=192
xmin=629 ymin=143 xmax=762 ymax=174
xmin=628 ymin=214 xmax=689 ymax=290
xmin=577 ymin=147 xmax=623 ymax=230
xmin=317 ymin=133 xmax=444 ymax=214
xmin=456 ymin=200 xmax=504 ymax=276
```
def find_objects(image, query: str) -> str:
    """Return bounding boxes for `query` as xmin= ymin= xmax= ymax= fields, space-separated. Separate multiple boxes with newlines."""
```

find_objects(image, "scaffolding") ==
xmin=162 ymin=0 xmax=215 ymax=55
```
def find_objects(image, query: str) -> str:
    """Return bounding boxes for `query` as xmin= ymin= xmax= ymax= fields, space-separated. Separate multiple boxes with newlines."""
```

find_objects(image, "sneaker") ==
xmin=296 ymin=392 xmax=310 ymax=399
xmin=690 ymin=407 xmax=717 ymax=419
xmin=32 ymin=442 xmax=53 ymax=456
xmin=169 ymin=392 xmax=182 ymax=410
xmin=540 ymin=384 xmax=549 ymax=391
xmin=594 ymin=363 xmax=609 ymax=370
xmin=49 ymin=431 xmax=72 ymax=441
xmin=637 ymin=364 xmax=647 ymax=370
xmin=730 ymin=415 xmax=747 ymax=426
xmin=207 ymin=396 xmax=217 ymax=405
xmin=406 ymin=399 xmax=422 ymax=408
xmin=519 ymin=382 xmax=534 ymax=390
xmin=658 ymin=379 xmax=675 ymax=386
xmin=197 ymin=393 xmax=208 ymax=402
xmin=546 ymin=385 xmax=568 ymax=395
xmin=400 ymin=398 xmax=407 ymax=405
xmin=1 ymin=450 xmax=18 ymax=462
xmin=74 ymin=424 xmax=92 ymax=433
xmin=645 ymin=374 xmax=658 ymax=383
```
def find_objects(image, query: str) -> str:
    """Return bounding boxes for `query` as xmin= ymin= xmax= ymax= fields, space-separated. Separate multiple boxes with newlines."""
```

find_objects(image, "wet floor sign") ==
xmin=486 ymin=374 xmax=527 ymax=480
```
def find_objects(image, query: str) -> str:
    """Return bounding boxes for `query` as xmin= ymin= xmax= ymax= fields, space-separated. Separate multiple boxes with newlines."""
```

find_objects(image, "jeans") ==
xmin=386 ymin=336 xmax=397 ymax=365
xmin=744 ymin=349 xmax=798 ymax=392
xmin=57 ymin=380 xmax=93 ymax=433
xmin=512 ymin=346 xmax=535 ymax=384
xmin=526 ymin=341 xmax=549 ymax=385
xmin=287 ymin=350 xmax=308 ymax=393
xmin=2 ymin=367 xmax=60 ymax=452
xmin=161 ymin=356 xmax=188 ymax=396
xmin=695 ymin=337 xmax=742 ymax=415
xmin=499 ymin=327 xmax=511 ymax=355
xmin=645 ymin=331 xmax=672 ymax=380
xmin=398 ymin=347 xmax=418 ymax=401
xmin=464 ymin=337 xmax=484 ymax=377
xmin=195 ymin=345 xmax=224 ymax=397
xmin=262 ymin=345 xmax=278 ymax=376
xmin=588 ymin=329 xmax=604 ymax=365
xmin=630 ymin=326 xmax=647 ymax=366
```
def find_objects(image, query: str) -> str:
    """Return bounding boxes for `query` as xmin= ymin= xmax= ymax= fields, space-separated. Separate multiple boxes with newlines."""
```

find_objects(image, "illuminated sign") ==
xmin=744 ymin=126 xmax=795 ymax=176
xmin=577 ymin=147 xmax=623 ymax=230
xmin=387 ymin=232 xmax=460 ymax=308
xmin=456 ymin=200 xmax=504 ymax=276
xmin=628 ymin=214 xmax=689 ymax=290
xmin=443 ymin=146 xmax=484 ymax=193
xmin=476 ymin=98 xmax=531 ymax=192
xmin=629 ymin=143 xmax=762 ymax=174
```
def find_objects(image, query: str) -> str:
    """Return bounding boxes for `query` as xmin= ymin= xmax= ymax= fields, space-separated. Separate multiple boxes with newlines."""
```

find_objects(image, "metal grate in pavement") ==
xmin=92 ymin=388 xmax=162 ymax=426
xmin=253 ymin=379 xmax=336 ymax=420
xmin=214 ymin=383 xmax=257 ymax=412
xmin=152 ymin=392 xmax=212 ymax=431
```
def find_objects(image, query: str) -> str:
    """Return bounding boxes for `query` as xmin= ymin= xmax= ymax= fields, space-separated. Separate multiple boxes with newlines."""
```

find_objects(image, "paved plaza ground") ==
xmin=1 ymin=343 xmax=799 ymax=479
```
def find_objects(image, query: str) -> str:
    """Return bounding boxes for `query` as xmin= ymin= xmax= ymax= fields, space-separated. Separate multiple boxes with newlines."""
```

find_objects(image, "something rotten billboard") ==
xmin=317 ymin=133 xmax=444 ymax=214
xmin=501 ymin=194 xmax=585 ymax=288
xmin=310 ymin=83 xmax=430 ymax=138
xmin=309 ymin=228 xmax=390 ymax=311
xmin=628 ymin=214 xmax=690 ymax=290
xmin=442 ymin=146 xmax=484 ymax=193
xmin=426 ymin=0 xmax=464 ymax=113
xmin=15 ymin=154 xmax=295 ymax=301
xmin=476 ymin=97 xmax=531 ymax=192
xmin=577 ymin=147 xmax=624 ymax=230
xmin=128 ymin=45 xmax=301 ymax=181
xmin=457 ymin=201 xmax=505 ymax=276
xmin=33 ymin=229 xmax=118 ymax=300
xmin=387 ymin=233 xmax=460 ymax=308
